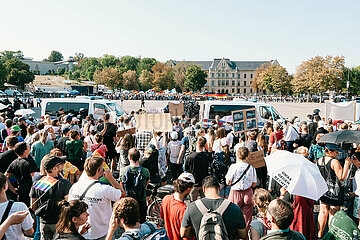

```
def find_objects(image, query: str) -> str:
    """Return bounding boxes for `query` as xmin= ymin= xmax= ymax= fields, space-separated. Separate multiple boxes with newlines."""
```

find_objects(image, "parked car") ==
xmin=4 ymin=90 xmax=22 ymax=97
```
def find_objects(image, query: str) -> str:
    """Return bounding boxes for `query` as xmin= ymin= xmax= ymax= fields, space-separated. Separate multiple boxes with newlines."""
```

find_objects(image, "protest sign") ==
xmin=168 ymin=102 xmax=184 ymax=116
xmin=232 ymin=108 xmax=258 ymax=134
xmin=117 ymin=128 xmax=136 ymax=138
xmin=325 ymin=100 xmax=356 ymax=122
xmin=135 ymin=113 xmax=172 ymax=132
xmin=246 ymin=150 xmax=266 ymax=168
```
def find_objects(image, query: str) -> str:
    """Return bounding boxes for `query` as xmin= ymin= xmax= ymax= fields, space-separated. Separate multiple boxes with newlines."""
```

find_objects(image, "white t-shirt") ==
xmin=84 ymin=135 xmax=96 ymax=152
xmin=0 ymin=201 xmax=34 ymax=240
xmin=167 ymin=140 xmax=182 ymax=164
xmin=225 ymin=161 xmax=257 ymax=191
xmin=353 ymin=169 xmax=360 ymax=197
xmin=68 ymin=178 xmax=122 ymax=239
xmin=212 ymin=139 xmax=222 ymax=153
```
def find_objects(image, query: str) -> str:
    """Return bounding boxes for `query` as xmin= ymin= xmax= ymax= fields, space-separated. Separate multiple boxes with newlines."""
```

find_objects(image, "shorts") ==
xmin=354 ymin=197 xmax=360 ymax=219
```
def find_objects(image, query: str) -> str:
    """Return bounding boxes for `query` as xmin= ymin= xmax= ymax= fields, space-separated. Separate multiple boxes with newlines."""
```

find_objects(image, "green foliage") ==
xmin=139 ymin=70 xmax=154 ymax=90
xmin=99 ymin=54 xmax=120 ymax=69
xmin=173 ymin=62 xmax=190 ymax=91
xmin=4 ymin=59 xmax=34 ymax=89
xmin=258 ymin=65 xmax=291 ymax=95
xmin=0 ymin=50 xmax=24 ymax=63
xmin=45 ymin=50 xmax=63 ymax=62
xmin=341 ymin=67 xmax=360 ymax=96
xmin=136 ymin=58 xmax=157 ymax=74
xmin=184 ymin=65 xmax=207 ymax=91
xmin=120 ymin=56 xmax=140 ymax=72
xmin=93 ymin=67 xmax=123 ymax=90
xmin=0 ymin=62 xmax=6 ymax=87
xmin=152 ymin=63 xmax=174 ymax=91
xmin=123 ymin=70 xmax=139 ymax=90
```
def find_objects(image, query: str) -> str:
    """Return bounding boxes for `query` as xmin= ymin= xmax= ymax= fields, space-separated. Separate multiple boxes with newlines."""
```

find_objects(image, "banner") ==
xmin=168 ymin=102 xmax=184 ymax=116
xmin=117 ymin=128 xmax=136 ymax=138
xmin=325 ymin=101 xmax=356 ymax=122
xmin=135 ymin=113 xmax=172 ymax=132
xmin=246 ymin=150 xmax=266 ymax=168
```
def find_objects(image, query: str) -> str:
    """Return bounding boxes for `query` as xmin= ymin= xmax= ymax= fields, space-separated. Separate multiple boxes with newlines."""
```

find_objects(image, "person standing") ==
xmin=226 ymin=147 xmax=257 ymax=232
xmin=167 ymin=131 xmax=182 ymax=181
xmin=161 ymin=173 xmax=194 ymax=240
xmin=30 ymin=130 xmax=54 ymax=168
xmin=140 ymin=95 xmax=145 ymax=108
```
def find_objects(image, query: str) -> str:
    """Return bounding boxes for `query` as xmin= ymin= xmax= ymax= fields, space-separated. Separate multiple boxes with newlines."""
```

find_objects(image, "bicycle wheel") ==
xmin=146 ymin=198 xmax=163 ymax=226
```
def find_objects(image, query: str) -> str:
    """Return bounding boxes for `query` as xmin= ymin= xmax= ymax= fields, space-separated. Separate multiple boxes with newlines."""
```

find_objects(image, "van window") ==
xmin=45 ymin=102 xmax=89 ymax=116
xmin=259 ymin=106 xmax=281 ymax=120
xmin=94 ymin=103 xmax=107 ymax=118
xmin=209 ymin=104 xmax=255 ymax=119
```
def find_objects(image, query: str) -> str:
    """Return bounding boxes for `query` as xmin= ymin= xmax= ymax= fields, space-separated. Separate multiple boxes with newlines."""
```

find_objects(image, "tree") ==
xmin=152 ymin=63 xmax=174 ymax=91
xmin=99 ymin=54 xmax=120 ymax=69
xmin=45 ymin=50 xmax=63 ymax=62
xmin=122 ymin=70 xmax=139 ymax=90
xmin=293 ymin=55 xmax=345 ymax=94
xmin=75 ymin=57 xmax=100 ymax=81
xmin=139 ymin=70 xmax=154 ymax=90
xmin=173 ymin=62 xmax=189 ymax=91
xmin=256 ymin=65 xmax=291 ymax=95
xmin=120 ymin=56 xmax=140 ymax=72
xmin=0 ymin=50 xmax=24 ymax=63
xmin=341 ymin=67 xmax=360 ymax=96
xmin=4 ymin=59 xmax=34 ymax=89
xmin=93 ymin=67 xmax=122 ymax=89
xmin=0 ymin=62 xmax=6 ymax=87
xmin=136 ymin=58 xmax=157 ymax=74
xmin=184 ymin=65 xmax=207 ymax=91
xmin=251 ymin=63 xmax=271 ymax=92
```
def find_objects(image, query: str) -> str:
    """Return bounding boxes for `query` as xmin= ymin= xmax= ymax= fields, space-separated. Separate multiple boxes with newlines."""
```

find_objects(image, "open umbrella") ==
xmin=0 ymin=103 xmax=7 ymax=111
xmin=318 ymin=130 xmax=360 ymax=144
xmin=221 ymin=115 xmax=233 ymax=123
xmin=265 ymin=150 xmax=328 ymax=200
xmin=14 ymin=109 xmax=35 ymax=116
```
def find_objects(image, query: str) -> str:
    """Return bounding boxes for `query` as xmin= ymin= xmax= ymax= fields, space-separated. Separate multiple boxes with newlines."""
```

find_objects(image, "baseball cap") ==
xmin=183 ymin=127 xmax=193 ymax=134
xmin=177 ymin=173 xmax=195 ymax=184
xmin=170 ymin=131 xmax=178 ymax=140
xmin=11 ymin=125 xmax=21 ymax=132
xmin=43 ymin=155 xmax=66 ymax=171
xmin=325 ymin=143 xmax=343 ymax=152
xmin=72 ymin=117 xmax=79 ymax=122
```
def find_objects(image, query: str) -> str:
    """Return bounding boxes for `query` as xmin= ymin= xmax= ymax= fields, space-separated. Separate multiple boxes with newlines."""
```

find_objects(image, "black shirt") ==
xmin=30 ymin=177 xmax=72 ymax=224
xmin=0 ymin=150 xmax=18 ymax=173
xmin=57 ymin=136 xmax=70 ymax=156
xmin=19 ymin=123 xmax=27 ymax=139
xmin=53 ymin=232 xmax=86 ymax=240
xmin=184 ymin=152 xmax=212 ymax=187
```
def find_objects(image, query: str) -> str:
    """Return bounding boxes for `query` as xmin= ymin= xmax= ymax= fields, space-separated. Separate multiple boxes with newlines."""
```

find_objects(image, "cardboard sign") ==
xmin=245 ymin=150 xmax=266 ymax=168
xmin=232 ymin=108 xmax=258 ymax=134
xmin=168 ymin=102 xmax=184 ymax=116
xmin=117 ymin=128 xmax=136 ymax=138
xmin=135 ymin=113 xmax=172 ymax=132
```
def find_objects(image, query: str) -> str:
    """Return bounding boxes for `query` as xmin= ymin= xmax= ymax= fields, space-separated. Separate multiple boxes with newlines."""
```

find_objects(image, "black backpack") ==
xmin=123 ymin=166 xmax=145 ymax=201
xmin=212 ymin=153 xmax=229 ymax=185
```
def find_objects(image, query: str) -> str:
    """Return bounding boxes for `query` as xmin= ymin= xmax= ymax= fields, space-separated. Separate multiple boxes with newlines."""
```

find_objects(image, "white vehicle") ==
xmin=200 ymin=99 xmax=284 ymax=129
xmin=41 ymin=96 xmax=126 ymax=119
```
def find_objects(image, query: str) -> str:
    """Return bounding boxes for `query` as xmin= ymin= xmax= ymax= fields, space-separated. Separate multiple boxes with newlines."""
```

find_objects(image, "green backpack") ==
xmin=321 ymin=210 xmax=360 ymax=240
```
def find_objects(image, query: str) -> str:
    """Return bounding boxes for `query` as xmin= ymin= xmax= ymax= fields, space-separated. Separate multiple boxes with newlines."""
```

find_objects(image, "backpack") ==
xmin=194 ymin=199 xmax=231 ymax=240
xmin=122 ymin=222 xmax=170 ymax=240
xmin=212 ymin=153 xmax=228 ymax=185
xmin=185 ymin=135 xmax=196 ymax=156
xmin=122 ymin=166 xmax=145 ymax=201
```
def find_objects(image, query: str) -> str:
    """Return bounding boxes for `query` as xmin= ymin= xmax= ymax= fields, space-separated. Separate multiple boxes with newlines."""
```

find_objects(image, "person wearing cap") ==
xmin=10 ymin=125 xmax=24 ymax=143
xmin=161 ymin=172 xmax=195 ymax=240
xmin=5 ymin=142 xmax=38 ymax=206
xmin=167 ymin=131 xmax=182 ymax=181
xmin=30 ymin=154 xmax=71 ymax=240
xmin=317 ymin=143 xmax=352 ymax=239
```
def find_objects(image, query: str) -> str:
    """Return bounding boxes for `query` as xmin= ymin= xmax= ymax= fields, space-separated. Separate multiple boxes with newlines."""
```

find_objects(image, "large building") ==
xmin=21 ymin=58 xmax=75 ymax=75
xmin=168 ymin=58 xmax=279 ymax=95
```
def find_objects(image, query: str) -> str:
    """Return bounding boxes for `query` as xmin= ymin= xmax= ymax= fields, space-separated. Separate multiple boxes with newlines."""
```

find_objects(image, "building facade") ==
xmin=21 ymin=58 xmax=75 ymax=75
xmin=168 ymin=58 xmax=279 ymax=95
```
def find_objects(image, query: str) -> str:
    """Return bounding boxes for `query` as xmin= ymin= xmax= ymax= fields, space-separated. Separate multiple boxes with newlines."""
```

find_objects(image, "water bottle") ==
xmin=353 ymin=230 xmax=360 ymax=240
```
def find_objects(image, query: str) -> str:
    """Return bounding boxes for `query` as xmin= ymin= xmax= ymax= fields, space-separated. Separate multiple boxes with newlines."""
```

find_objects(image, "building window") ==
xmin=222 ymin=80 xmax=225 ymax=86
xmin=232 ymin=88 xmax=234 ymax=93
xmin=226 ymin=73 xmax=228 ymax=78
xmin=232 ymin=73 xmax=235 ymax=78
xmin=212 ymin=73 xmax=214 ymax=78
xmin=212 ymin=81 xmax=215 ymax=86
xmin=218 ymin=73 xmax=220 ymax=77
xmin=244 ymin=74 xmax=247 ymax=78
xmin=237 ymin=89 xmax=240 ymax=94
xmin=244 ymin=88 xmax=247 ymax=93
xmin=222 ymin=73 xmax=225 ymax=78
xmin=226 ymin=80 xmax=229 ymax=86
xmin=250 ymin=73 xmax=253 ymax=79
xmin=244 ymin=81 xmax=247 ymax=86
xmin=237 ymin=81 xmax=240 ymax=86
xmin=250 ymin=88 xmax=253 ymax=93
xmin=232 ymin=81 xmax=235 ymax=86
xmin=238 ymin=74 xmax=240 ymax=78
xmin=218 ymin=80 xmax=221 ymax=86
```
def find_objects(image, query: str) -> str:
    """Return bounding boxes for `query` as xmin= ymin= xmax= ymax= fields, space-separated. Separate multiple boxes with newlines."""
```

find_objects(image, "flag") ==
xmin=33 ymin=176 xmax=59 ymax=192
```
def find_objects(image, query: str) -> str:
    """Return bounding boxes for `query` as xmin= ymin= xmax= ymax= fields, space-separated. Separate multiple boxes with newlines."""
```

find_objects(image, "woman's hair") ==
xmin=5 ymin=119 xmax=13 ymax=128
xmin=27 ymin=125 xmax=35 ymax=135
xmin=69 ymin=130 xmax=80 ymax=140
xmin=45 ymin=115 xmax=51 ymax=125
xmin=253 ymin=188 xmax=271 ymax=217
xmin=216 ymin=127 xmax=226 ymax=139
xmin=257 ymin=134 xmax=268 ymax=152
xmin=50 ymin=148 xmax=63 ymax=156
xmin=316 ymin=133 xmax=325 ymax=144
xmin=95 ymin=134 xmax=103 ymax=144
xmin=39 ymin=129 xmax=48 ymax=145
xmin=196 ymin=128 xmax=205 ymax=138
xmin=121 ymin=134 xmax=135 ymax=151
xmin=326 ymin=126 xmax=334 ymax=133
xmin=207 ymin=127 xmax=216 ymax=149
xmin=296 ymin=146 xmax=309 ymax=156
xmin=56 ymin=200 xmax=88 ymax=235
xmin=237 ymin=147 xmax=250 ymax=160
xmin=51 ymin=119 xmax=59 ymax=126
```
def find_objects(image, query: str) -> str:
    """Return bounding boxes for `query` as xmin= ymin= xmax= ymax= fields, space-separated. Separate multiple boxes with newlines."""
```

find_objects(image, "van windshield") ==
xmin=209 ymin=104 xmax=255 ymax=119
xmin=106 ymin=102 xmax=126 ymax=116
xmin=45 ymin=102 xmax=89 ymax=116
xmin=259 ymin=106 xmax=281 ymax=120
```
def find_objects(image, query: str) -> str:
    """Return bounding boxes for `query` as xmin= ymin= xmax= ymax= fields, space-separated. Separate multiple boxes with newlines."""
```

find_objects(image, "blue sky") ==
xmin=1 ymin=0 xmax=359 ymax=73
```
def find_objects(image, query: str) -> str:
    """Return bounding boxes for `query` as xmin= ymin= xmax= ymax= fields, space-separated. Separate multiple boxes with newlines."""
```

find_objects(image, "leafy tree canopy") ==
xmin=184 ymin=65 xmax=207 ymax=91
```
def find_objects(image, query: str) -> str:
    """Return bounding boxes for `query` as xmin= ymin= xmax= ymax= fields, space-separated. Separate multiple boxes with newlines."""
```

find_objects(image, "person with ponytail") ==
xmin=53 ymin=200 xmax=90 ymax=240
xmin=30 ymin=129 xmax=54 ymax=168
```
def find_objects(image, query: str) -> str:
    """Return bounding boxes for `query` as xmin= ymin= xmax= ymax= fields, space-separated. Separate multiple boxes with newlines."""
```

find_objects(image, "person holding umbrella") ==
xmin=317 ymin=143 xmax=352 ymax=239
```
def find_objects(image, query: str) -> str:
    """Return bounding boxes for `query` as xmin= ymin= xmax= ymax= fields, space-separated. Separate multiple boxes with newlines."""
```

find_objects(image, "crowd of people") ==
xmin=0 ymin=102 xmax=360 ymax=240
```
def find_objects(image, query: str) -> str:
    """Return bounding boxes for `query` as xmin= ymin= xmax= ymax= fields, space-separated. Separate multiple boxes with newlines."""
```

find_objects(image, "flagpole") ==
xmin=28 ymin=180 xmax=59 ymax=210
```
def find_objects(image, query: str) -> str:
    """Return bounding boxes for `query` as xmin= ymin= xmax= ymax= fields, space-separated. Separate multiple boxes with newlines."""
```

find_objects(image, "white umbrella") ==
xmin=265 ymin=150 xmax=328 ymax=200
xmin=0 ymin=103 xmax=6 ymax=111
xmin=14 ymin=109 xmax=35 ymax=116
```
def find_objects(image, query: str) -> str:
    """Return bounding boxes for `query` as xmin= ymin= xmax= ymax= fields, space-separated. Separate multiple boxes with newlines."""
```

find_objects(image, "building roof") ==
xmin=168 ymin=58 xmax=279 ymax=71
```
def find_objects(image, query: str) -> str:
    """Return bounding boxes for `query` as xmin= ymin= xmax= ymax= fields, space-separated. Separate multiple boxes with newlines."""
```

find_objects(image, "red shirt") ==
xmin=269 ymin=130 xmax=284 ymax=145
xmin=160 ymin=194 xmax=187 ymax=240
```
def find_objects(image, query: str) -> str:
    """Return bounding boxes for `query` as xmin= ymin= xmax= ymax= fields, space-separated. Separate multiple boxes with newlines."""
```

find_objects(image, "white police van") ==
xmin=200 ymin=99 xmax=284 ymax=129
xmin=41 ymin=96 xmax=126 ymax=120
